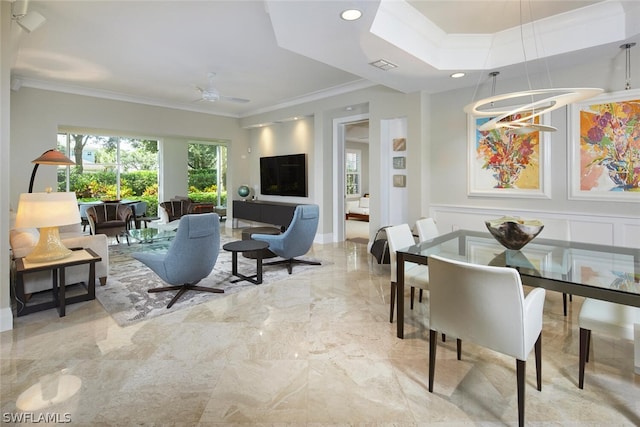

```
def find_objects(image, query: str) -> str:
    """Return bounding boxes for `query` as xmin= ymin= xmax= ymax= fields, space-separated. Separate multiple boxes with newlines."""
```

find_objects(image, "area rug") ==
xmin=96 ymin=235 xmax=323 ymax=327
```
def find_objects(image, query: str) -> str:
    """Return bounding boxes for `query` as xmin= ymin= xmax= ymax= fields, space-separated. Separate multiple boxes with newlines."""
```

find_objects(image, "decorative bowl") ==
xmin=485 ymin=216 xmax=544 ymax=250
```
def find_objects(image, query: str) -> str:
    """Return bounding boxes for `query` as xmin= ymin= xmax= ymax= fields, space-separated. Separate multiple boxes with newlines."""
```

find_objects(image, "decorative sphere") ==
xmin=485 ymin=216 xmax=544 ymax=250
xmin=238 ymin=185 xmax=251 ymax=198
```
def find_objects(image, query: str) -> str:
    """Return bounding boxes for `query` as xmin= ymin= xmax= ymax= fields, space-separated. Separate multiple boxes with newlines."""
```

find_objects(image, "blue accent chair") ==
xmin=132 ymin=213 xmax=223 ymax=308
xmin=251 ymin=204 xmax=321 ymax=274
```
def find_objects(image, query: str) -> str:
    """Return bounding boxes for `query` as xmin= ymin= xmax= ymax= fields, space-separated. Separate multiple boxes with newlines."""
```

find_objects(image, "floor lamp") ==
xmin=28 ymin=150 xmax=75 ymax=193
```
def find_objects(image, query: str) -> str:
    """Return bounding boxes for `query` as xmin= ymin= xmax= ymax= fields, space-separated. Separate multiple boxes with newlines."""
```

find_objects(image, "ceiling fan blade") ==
xmin=219 ymin=95 xmax=250 ymax=103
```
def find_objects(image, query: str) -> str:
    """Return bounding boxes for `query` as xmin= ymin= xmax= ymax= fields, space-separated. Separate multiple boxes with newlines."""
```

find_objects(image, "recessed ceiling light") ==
xmin=450 ymin=72 xmax=465 ymax=78
xmin=341 ymin=9 xmax=362 ymax=21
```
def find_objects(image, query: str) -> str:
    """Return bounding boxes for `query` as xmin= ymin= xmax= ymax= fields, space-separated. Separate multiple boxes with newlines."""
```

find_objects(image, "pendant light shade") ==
xmin=465 ymin=0 xmax=603 ymax=134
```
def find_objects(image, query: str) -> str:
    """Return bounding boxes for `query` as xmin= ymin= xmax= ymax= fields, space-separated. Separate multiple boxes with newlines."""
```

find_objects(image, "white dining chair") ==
xmin=415 ymin=217 xmax=439 ymax=243
xmin=578 ymin=298 xmax=638 ymax=389
xmin=534 ymin=219 xmax=572 ymax=316
xmin=428 ymin=255 xmax=546 ymax=427
xmin=386 ymin=223 xmax=429 ymax=323
xmin=414 ymin=217 xmax=440 ymax=304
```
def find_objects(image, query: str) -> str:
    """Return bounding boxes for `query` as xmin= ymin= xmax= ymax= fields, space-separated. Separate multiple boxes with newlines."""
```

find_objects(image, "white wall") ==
xmin=243 ymin=86 xmax=427 ymax=241
xmin=249 ymin=117 xmax=315 ymax=203
xmin=429 ymin=61 xmax=640 ymax=218
xmin=9 ymin=88 xmax=247 ymax=209
xmin=427 ymin=59 xmax=640 ymax=247
xmin=158 ymin=138 xmax=189 ymax=202
xmin=1 ymin=3 xmax=13 ymax=332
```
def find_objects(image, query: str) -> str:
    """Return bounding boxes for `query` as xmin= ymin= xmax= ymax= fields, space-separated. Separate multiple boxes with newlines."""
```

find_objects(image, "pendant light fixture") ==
xmin=464 ymin=0 xmax=603 ymax=134
xmin=621 ymin=42 xmax=636 ymax=90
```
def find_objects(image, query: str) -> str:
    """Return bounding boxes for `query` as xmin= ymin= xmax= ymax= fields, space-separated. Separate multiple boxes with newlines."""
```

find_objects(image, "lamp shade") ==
xmin=31 ymin=150 xmax=75 ymax=166
xmin=28 ymin=149 xmax=75 ymax=193
xmin=15 ymin=192 xmax=81 ymax=229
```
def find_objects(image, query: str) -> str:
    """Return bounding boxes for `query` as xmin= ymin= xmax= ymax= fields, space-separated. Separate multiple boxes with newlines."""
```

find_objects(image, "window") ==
xmin=188 ymin=142 xmax=228 ymax=207
xmin=345 ymin=149 xmax=361 ymax=196
xmin=57 ymin=132 xmax=159 ymax=213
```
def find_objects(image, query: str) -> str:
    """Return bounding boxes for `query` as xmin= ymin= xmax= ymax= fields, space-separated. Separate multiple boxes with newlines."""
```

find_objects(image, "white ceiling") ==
xmin=9 ymin=0 xmax=640 ymax=118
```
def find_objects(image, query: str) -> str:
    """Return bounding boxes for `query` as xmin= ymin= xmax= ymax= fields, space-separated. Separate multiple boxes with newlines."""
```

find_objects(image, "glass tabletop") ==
xmin=400 ymin=230 xmax=640 ymax=299
xmin=128 ymin=227 xmax=177 ymax=243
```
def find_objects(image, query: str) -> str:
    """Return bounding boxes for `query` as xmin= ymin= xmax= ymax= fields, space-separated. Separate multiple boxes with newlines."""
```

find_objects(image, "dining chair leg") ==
xmin=579 ymin=327 xmax=590 ymax=389
xmin=535 ymin=334 xmax=542 ymax=391
xmin=389 ymin=282 xmax=396 ymax=323
xmin=563 ymin=293 xmax=567 ymax=316
xmin=516 ymin=359 xmax=526 ymax=427
xmin=456 ymin=338 xmax=462 ymax=360
xmin=428 ymin=329 xmax=437 ymax=393
xmin=410 ymin=287 xmax=415 ymax=310
xmin=419 ymin=289 xmax=423 ymax=302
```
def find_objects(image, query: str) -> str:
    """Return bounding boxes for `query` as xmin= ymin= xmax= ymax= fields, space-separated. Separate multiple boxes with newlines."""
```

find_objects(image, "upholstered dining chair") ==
xmin=578 ymin=298 xmax=638 ymax=389
xmin=414 ymin=217 xmax=440 ymax=303
xmin=78 ymin=201 xmax=101 ymax=232
xmin=132 ymin=213 xmax=223 ymax=308
xmin=130 ymin=200 xmax=148 ymax=228
xmin=386 ymin=223 xmax=429 ymax=322
xmin=251 ymin=204 xmax=320 ymax=274
xmin=86 ymin=203 xmax=133 ymax=245
xmin=159 ymin=200 xmax=192 ymax=223
xmin=427 ymin=255 xmax=546 ymax=427
xmin=415 ymin=217 xmax=439 ymax=243
xmin=535 ymin=219 xmax=572 ymax=316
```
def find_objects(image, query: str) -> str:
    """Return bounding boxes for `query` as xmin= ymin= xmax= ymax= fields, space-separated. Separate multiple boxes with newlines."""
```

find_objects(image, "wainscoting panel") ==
xmin=428 ymin=205 xmax=639 ymax=248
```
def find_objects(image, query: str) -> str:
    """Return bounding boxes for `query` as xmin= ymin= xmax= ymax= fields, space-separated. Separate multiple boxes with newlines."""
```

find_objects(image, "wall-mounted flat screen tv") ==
xmin=260 ymin=153 xmax=307 ymax=197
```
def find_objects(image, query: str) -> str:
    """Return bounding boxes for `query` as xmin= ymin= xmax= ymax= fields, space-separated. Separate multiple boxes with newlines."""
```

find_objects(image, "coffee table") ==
xmin=222 ymin=240 xmax=269 ymax=284
xmin=128 ymin=227 xmax=177 ymax=243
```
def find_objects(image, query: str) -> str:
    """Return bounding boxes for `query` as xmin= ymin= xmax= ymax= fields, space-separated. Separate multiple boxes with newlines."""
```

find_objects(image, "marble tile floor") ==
xmin=1 ymin=228 xmax=638 ymax=426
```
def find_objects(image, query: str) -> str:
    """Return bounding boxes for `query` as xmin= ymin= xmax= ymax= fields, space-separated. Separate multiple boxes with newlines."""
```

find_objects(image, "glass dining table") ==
xmin=396 ymin=229 xmax=640 ymax=371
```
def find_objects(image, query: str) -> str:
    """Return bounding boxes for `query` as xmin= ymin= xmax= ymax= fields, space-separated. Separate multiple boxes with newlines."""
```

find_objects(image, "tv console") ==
xmin=233 ymin=200 xmax=299 ymax=228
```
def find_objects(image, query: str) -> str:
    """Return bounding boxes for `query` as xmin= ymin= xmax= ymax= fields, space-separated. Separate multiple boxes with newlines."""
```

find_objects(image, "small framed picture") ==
xmin=393 ymin=175 xmax=406 ymax=187
xmin=393 ymin=156 xmax=406 ymax=169
xmin=392 ymin=138 xmax=406 ymax=151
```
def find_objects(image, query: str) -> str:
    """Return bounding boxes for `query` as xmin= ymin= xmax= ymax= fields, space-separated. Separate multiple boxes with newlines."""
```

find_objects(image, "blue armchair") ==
xmin=251 ymin=204 xmax=320 ymax=274
xmin=132 ymin=213 xmax=223 ymax=308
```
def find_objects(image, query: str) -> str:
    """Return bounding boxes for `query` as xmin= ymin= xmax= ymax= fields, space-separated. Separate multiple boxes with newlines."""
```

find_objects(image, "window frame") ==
xmin=345 ymin=148 xmax=362 ymax=197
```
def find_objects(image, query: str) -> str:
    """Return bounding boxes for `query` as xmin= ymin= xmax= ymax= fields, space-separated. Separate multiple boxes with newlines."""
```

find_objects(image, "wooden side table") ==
xmin=14 ymin=248 xmax=102 ymax=317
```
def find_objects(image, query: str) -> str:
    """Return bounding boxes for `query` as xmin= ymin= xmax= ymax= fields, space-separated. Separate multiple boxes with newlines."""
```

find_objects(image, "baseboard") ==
xmin=0 ymin=306 xmax=14 ymax=331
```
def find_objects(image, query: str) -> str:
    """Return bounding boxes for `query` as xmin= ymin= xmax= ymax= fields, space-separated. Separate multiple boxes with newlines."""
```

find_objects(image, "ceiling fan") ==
xmin=195 ymin=72 xmax=250 ymax=103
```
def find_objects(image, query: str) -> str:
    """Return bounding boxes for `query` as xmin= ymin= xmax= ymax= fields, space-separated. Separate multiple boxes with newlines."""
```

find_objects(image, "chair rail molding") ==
xmin=428 ymin=204 xmax=639 ymax=248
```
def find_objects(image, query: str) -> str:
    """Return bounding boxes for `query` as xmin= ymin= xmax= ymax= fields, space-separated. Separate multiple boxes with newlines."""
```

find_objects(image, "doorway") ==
xmin=332 ymin=114 xmax=369 ymax=242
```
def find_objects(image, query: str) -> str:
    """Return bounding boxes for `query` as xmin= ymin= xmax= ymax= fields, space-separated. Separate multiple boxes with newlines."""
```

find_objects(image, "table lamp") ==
xmin=28 ymin=149 xmax=75 ymax=193
xmin=14 ymin=191 xmax=81 ymax=263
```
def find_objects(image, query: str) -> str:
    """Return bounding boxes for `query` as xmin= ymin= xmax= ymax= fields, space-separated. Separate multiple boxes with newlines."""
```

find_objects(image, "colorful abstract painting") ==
xmin=467 ymin=112 xmax=550 ymax=198
xmin=569 ymin=89 xmax=640 ymax=201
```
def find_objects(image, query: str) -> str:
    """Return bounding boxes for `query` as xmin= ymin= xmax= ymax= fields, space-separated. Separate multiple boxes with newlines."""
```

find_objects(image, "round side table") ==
xmin=241 ymin=226 xmax=280 ymax=259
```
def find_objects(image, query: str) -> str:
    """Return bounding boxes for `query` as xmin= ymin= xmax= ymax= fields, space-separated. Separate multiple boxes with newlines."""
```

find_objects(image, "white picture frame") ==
xmin=467 ymin=111 xmax=551 ymax=199
xmin=568 ymin=88 xmax=640 ymax=202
